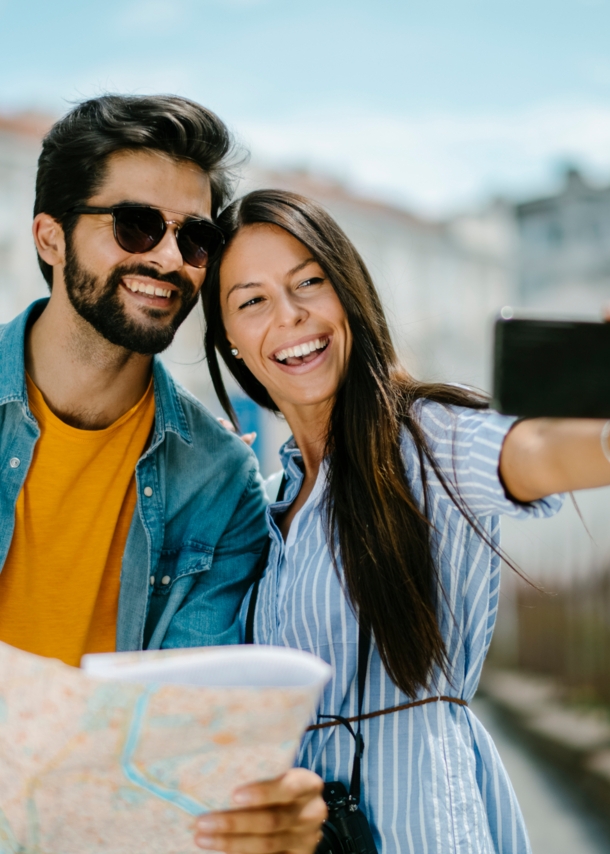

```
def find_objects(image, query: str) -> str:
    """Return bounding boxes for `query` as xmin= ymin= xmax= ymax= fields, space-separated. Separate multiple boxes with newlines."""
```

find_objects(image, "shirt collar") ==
xmin=0 ymin=298 xmax=191 ymax=445
xmin=276 ymin=436 xmax=328 ymax=509
xmin=279 ymin=435 xmax=301 ymax=467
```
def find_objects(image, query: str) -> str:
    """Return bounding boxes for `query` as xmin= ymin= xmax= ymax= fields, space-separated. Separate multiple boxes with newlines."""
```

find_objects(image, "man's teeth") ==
xmin=275 ymin=338 xmax=328 ymax=362
xmin=125 ymin=281 xmax=172 ymax=298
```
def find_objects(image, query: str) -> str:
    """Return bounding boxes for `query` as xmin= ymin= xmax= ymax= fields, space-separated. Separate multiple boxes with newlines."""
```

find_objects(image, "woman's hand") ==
xmin=217 ymin=417 xmax=257 ymax=447
xmin=194 ymin=768 xmax=326 ymax=854
xmin=500 ymin=417 xmax=610 ymax=502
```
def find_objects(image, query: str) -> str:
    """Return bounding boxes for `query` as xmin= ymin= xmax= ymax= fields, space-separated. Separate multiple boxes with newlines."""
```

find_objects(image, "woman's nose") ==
xmin=274 ymin=291 xmax=308 ymax=326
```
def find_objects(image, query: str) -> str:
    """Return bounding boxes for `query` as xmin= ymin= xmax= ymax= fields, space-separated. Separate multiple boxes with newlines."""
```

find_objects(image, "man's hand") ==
xmin=194 ymin=768 xmax=326 ymax=854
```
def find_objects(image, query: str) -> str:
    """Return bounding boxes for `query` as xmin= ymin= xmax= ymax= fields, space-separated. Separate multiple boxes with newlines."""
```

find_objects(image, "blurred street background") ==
xmin=1 ymin=1 xmax=610 ymax=848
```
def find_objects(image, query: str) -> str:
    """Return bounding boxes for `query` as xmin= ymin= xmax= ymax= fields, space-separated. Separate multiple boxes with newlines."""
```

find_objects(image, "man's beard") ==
xmin=63 ymin=243 xmax=199 ymax=355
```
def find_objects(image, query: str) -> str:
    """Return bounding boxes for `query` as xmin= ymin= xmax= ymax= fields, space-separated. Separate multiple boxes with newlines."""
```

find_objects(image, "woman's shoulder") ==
xmin=400 ymin=398 xmax=513 ymax=494
xmin=407 ymin=397 xmax=502 ymax=446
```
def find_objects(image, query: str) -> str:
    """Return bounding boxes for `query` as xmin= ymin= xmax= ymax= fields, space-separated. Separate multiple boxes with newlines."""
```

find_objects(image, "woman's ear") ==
xmin=32 ymin=213 xmax=66 ymax=267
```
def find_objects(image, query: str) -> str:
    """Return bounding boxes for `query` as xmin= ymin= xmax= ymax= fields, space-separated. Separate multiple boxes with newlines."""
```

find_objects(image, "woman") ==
xmin=201 ymin=189 xmax=610 ymax=854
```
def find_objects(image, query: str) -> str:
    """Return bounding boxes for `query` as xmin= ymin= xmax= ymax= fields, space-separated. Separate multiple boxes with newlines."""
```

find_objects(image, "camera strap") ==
xmin=316 ymin=623 xmax=371 ymax=805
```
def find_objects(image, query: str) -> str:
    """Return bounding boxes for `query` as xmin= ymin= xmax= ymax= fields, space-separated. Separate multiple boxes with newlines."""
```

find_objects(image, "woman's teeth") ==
xmin=275 ymin=338 xmax=328 ymax=363
xmin=125 ymin=281 xmax=172 ymax=298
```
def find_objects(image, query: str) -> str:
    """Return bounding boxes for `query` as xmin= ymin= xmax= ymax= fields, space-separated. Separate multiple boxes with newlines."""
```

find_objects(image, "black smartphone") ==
xmin=492 ymin=316 xmax=610 ymax=418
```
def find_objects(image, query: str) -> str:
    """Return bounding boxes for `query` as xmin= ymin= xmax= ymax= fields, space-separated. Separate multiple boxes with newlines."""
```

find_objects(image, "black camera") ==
xmin=316 ymin=781 xmax=379 ymax=854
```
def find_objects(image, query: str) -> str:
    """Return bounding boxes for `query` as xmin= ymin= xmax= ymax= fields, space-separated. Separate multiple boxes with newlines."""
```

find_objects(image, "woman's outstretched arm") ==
xmin=500 ymin=418 xmax=610 ymax=502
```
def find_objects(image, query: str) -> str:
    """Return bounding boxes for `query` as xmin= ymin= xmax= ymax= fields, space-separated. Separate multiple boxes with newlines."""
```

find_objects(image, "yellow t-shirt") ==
xmin=0 ymin=375 xmax=156 ymax=667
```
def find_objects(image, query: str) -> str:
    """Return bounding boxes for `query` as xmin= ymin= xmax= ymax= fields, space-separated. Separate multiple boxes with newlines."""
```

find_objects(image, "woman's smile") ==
xmin=271 ymin=334 xmax=331 ymax=372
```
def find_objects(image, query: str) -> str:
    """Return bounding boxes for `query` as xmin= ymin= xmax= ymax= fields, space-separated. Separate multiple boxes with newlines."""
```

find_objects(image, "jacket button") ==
xmin=161 ymin=575 xmax=171 ymax=585
xmin=150 ymin=576 xmax=155 ymax=585
xmin=143 ymin=486 xmax=153 ymax=497
xmin=9 ymin=457 xmax=20 ymax=469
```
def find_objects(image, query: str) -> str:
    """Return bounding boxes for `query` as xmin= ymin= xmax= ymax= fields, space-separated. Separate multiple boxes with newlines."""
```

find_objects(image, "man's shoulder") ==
xmin=0 ymin=314 xmax=21 ymax=347
xmin=169 ymin=378 xmax=258 ymax=471
xmin=160 ymin=378 xmax=267 ymax=530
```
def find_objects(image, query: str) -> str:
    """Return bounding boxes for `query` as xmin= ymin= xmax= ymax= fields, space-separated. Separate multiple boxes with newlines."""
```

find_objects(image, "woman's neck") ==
xmin=280 ymin=400 xmax=330 ymax=481
xmin=276 ymin=401 xmax=330 ymax=541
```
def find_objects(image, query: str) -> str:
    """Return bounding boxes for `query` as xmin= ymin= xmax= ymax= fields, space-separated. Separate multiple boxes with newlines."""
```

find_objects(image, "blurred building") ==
xmin=516 ymin=166 xmax=610 ymax=316
xmin=0 ymin=114 xmax=49 ymax=319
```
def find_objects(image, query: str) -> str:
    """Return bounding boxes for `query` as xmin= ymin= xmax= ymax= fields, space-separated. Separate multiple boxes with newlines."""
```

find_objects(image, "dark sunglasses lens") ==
xmin=178 ymin=221 xmax=224 ymax=268
xmin=114 ymin=207 xmax=165 ymax=254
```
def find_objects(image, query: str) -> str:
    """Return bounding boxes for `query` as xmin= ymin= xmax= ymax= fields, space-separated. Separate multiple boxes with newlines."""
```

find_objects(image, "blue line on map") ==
xmin=121 ymin=686 xmax=207 ymax=816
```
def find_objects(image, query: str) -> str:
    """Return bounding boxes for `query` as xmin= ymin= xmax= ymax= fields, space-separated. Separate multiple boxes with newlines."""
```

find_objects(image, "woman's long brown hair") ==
xmin=203 ymin=189 xmax=489 ymax=698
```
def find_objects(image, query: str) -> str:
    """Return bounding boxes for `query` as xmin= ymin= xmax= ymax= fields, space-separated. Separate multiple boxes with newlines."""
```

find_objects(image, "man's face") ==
xmin=62 ymin=149 xmax=213 ymax=354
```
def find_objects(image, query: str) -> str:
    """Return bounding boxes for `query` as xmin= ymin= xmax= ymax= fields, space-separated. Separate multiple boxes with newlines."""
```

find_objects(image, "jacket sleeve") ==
xmin=159 ymin=465 xmax=270 ymax=649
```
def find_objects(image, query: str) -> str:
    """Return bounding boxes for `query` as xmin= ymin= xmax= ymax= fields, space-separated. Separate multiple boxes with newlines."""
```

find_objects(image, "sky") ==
xmin=2 ymin=0 xmax=610 ymax=214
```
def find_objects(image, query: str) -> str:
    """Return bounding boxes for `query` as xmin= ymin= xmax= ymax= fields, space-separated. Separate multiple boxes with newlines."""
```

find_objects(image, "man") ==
xmin=0 ymin=94 xmax=324 ymax=853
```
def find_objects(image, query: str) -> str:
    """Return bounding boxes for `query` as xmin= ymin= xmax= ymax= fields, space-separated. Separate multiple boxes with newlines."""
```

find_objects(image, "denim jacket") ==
xmin=0 ymin=301 xmax=269 ymax=651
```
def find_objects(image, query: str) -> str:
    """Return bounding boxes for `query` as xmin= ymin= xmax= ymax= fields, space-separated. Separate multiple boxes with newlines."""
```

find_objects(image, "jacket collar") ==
xmin=0 ymin=298 xmax=191 ymax=444
xmin=0 ymin=299 xmax=43 ymax=412
xmin=151 ymin=357 xmax=192 ymax=446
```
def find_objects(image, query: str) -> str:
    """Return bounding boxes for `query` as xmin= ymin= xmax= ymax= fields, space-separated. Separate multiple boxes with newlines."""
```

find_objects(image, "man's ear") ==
xmin=32 ymin=213 xmax=66 ymax=267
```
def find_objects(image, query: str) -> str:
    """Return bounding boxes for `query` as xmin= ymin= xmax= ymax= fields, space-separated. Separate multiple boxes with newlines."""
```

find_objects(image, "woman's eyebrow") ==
xmin=226 ymin=281 xmax=261 ymax=299
xmin=287 ymin=258 xmax=317 ymax=278
xmin=225 ymin=258 xmax=318 ymax=300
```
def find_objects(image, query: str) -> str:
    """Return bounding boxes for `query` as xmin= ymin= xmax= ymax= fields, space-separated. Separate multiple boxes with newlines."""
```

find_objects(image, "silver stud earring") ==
xmin=230 ymin=347 xmax=239 ymax=357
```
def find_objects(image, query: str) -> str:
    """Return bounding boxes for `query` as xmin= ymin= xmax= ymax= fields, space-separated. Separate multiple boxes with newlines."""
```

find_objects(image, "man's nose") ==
xmin=143 ymin=224 xmax=184 ymax=271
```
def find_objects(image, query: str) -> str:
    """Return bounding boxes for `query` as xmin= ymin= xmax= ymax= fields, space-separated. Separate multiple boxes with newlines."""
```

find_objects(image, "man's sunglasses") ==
xmin=69 ymin=204 xmax=225 ymax=268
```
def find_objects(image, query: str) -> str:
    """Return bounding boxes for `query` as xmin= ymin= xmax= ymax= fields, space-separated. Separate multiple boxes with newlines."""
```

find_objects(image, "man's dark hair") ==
xmin=34 ymin=94 xmax=237 ymax=287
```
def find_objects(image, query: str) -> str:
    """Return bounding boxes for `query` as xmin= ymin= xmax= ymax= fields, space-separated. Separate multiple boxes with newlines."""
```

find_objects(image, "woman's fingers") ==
xmin=196 ymin=795 xmax=326 ymax=835
xmin=233 ymin=769 xmax=324 ymax=808
xmin=194 ymin=832 xmax=323 ymax=854
xmin=217 ymin=417 xmax=257 ymax=446
xmin=194 ymin=828 xmax=323 ymax=854
xmin=194 ymin=769 xmax=326 ymax=854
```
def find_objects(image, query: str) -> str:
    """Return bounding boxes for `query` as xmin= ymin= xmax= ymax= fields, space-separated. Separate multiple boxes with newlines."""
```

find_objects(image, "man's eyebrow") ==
xmin=113 ymin=200 xmax=209 ymax=221
xmin=226 ymin=258 xmax=319 ymax=300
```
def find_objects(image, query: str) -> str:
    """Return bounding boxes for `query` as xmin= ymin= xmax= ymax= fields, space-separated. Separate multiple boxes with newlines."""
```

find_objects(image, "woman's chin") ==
xmin=274 ymin=384 xmax=337 ymax=412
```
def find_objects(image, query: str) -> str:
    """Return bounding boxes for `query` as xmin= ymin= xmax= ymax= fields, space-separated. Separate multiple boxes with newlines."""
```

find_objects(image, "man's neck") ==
xmin=25 ymin=292 xmax=153 ymax=430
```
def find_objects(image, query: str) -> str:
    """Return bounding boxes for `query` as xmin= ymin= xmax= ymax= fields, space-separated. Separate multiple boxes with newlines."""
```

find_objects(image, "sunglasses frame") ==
xmin=67 ymin=204 xmax=225 ymax=268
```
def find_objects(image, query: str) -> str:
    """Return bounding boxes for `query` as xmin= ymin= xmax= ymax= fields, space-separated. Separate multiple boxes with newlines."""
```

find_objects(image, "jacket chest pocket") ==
xmin=152 ymin=541 xmax=213 ymax=595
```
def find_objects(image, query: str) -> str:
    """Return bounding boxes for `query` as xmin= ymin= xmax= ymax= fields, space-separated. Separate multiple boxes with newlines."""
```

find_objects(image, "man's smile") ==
xmin=121 ymin=275 xmax=179 ymax=309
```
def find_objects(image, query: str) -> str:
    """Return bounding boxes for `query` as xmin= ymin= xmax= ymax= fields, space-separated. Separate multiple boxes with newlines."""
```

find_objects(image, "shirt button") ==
xmin=150 ymin=576 xmax=155 ymax=585
xmin=9 ymin=457 xmax=20 ymax=469
xmin=143 ymin=486 xmax=153 ymax=497
xmin=161 ymin=575 xmax=171 ymax=585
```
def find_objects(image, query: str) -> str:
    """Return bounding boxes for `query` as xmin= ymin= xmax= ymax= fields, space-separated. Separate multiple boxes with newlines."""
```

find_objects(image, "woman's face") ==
xmin=219 ymin=223 xmax=352 ymax=414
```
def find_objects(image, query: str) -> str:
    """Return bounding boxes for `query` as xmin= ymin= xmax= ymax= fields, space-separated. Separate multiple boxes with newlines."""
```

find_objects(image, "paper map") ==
xmin=0 ymin=642 xmax=330 ymax=854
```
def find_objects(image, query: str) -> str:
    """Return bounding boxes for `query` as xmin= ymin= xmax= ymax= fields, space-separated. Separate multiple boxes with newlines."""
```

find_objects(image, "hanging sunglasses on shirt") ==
xmin=68 ymin=205 xmax=225 ymax=268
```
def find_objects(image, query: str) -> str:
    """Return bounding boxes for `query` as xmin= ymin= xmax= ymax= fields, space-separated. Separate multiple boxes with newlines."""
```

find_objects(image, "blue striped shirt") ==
xmin=241 ymin=402 xmax=563 ymax=854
